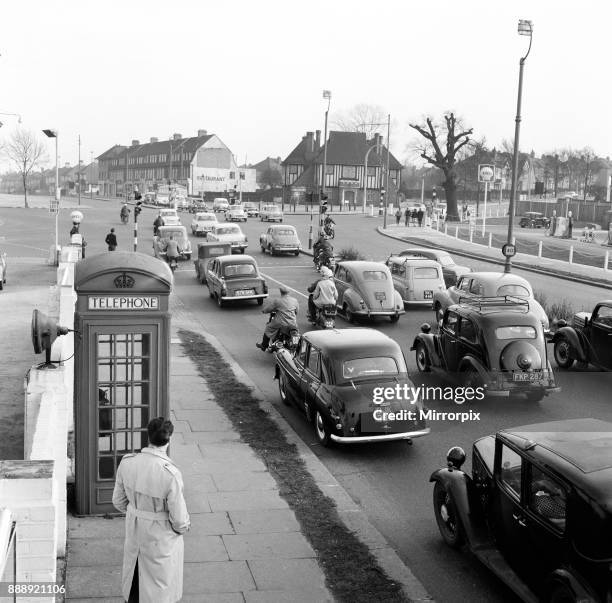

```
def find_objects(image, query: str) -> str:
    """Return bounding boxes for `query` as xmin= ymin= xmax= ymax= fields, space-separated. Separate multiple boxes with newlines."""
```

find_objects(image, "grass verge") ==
xmin=178 ymin=328 xmax=407 ymax=603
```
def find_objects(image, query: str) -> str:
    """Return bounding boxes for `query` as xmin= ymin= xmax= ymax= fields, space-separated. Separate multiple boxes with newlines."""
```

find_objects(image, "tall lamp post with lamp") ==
xmin=320 ymin=90 xmax=331 ymax=234
xmin=504 ymin=19 xmax=533 ymax=274
xmin=43 ymin=129 xmax=60 ymax=266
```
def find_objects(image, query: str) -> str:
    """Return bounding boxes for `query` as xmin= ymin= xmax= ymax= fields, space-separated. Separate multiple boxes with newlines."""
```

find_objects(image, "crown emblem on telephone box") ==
xmin=113 ymin=273 xmax=135 ymax=288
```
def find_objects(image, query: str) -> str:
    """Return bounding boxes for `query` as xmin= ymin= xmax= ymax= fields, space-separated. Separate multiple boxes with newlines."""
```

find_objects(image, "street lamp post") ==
xmin=43 ymin=129 xmax=60 ymax=266
xmin=320 ymin=90 xmax=332 ymax=232
xmin=504 ymin=19 xmax=533 ymax=274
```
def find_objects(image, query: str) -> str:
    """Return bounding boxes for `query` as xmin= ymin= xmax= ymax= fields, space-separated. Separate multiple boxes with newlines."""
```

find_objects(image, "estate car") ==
xmin=433 ymin=271 xmax=549 ymax=333
xmin=202 ymin=254 xmax=268 ymax=307
xmin=552 ymin=301 xmax=612 ymax=371
xmin=396 ymin=247 xmax=472 ymax=287
xmin=206 ymin=224 xmax=248 ymax=254
xmin=431 ymin=418 xmax=612 ymax=602
xmin=387 ymin=256 xmax=446 ymax=306
xmin=333 ymin=261 xmax=405 ymax=323
xmin=275 ymin=328 xmax=430 ymax=446
xmin=259 ymin=225 xmax=302 ymax=256
xmin=411 ymin=297 xmax=559 ymax=402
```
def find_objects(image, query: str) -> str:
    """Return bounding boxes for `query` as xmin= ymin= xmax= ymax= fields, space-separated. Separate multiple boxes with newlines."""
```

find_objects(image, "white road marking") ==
xmin=258 ymin=264 xmax=313 ymax=269
xmin=260 ymin=272 xmax=309 ymax=299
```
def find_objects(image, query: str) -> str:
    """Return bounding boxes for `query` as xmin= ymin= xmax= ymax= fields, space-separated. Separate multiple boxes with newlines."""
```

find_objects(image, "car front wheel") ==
xmin=434 ymin=302 xmax=444 ymax=324
xmin=433 ymin=481 xmax=464 ymax=548
xmin=314 ymin=411 xmax=331 ymax=447
xmin=554 ymin=338 xmax=575 ymax=369
xmin=278 ymin=372 xmax=292 ymax=406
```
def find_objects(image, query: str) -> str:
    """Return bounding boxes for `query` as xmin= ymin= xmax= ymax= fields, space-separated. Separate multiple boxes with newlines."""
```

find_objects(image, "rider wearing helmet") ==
xmin=120 ymin=204 xmax=130 ymax=221
xmin=164 ymin=235 xmax=181 ymax=263
xmin=307 ymin=266 xmax=337 ymax=321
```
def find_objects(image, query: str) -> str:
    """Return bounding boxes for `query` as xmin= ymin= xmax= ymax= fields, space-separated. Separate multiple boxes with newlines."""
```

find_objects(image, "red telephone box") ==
xmin=73 ymin=252 xmax=172 ymax=514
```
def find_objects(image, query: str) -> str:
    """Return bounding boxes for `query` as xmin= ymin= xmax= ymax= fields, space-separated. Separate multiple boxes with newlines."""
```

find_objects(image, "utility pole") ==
xmin=78 ymin=135 xmax=81 ymax=206
xmin=383 ymin=114 xmax=391 ymax=229
xmin=90 ymin=151 xmax=94 ymax=199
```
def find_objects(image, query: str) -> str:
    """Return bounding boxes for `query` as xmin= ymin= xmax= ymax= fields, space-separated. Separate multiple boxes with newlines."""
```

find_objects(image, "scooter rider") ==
xmin=308 ymin=266 xmax=338 ymax=321
xmin=153 ymin=214 xmax=164 ymax=236
xmin=164 ymin=235 xmax=182 ymax=264
xmin=256 ymin=286 xmax=299 ymax=351
xmin=313 ymin=233 xmax=333 ymax=266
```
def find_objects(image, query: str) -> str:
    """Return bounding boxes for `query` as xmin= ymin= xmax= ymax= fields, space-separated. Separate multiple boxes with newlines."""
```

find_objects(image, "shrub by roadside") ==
xmin=534 ymin=291 xmax=582 ymax=326
xmin=179 ymin=329 xmax=408 ymax=602
xmin=337 ymin=246 xmax=366 ymax=261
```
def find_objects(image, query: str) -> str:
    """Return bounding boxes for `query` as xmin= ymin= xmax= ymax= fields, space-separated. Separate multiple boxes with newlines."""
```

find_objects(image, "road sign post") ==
xmin=478 ymin=164 xmax=495 ymax=236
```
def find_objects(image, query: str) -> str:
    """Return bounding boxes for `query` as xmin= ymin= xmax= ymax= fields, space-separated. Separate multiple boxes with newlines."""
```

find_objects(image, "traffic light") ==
xmin=380 ymin=187 xmax=385 ymax=203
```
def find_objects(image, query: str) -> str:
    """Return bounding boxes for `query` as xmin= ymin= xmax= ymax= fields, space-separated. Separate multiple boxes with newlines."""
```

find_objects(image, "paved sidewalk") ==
xmin=378 ymin=224 xmax=612 ymax=288
xmin=65 ymin=297 xmax=431 ymax=602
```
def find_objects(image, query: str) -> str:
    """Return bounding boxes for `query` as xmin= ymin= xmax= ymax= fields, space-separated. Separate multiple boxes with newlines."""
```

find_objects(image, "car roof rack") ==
xmin=458 ymin=295 xmax=530 ymax=311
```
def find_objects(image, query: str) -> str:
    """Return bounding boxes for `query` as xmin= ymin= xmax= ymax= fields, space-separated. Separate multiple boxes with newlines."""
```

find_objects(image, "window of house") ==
xmin=342 ymin=166 xmax=356 ymax=179
xmin=288 ymin=165 xmax=298 ymax=175
xmin=367 ymin=166 xmax=376 ymax=177
xmin=325 ymin=164 xmax=334 ymax=175
xmin=229 ymin=171 xmax=235 ymax=179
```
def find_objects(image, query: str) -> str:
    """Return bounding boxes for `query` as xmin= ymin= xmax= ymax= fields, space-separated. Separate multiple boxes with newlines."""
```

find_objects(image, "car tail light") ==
xmin=263 ymin=282 xmax=268 ymax=294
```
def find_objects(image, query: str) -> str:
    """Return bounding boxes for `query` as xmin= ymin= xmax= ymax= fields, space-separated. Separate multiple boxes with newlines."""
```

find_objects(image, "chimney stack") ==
xmin=306 ymin=131 xmax=314 ymax=152
xmin=131 ymin=139 xmax=140 ymax=146
xmin=173 ymin=133 xmax=182 ymax=140
xmin=150 ymin=137 xmax=159 ymax=143
xmin=197 ymin=129 xmax=207 ymax=136
xmin=315 ymin=130 xmax=321 ymax=149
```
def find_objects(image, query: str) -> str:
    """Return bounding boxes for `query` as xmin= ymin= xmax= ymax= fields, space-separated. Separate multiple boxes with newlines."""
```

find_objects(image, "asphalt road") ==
xmin=3 ymin=198 xmax=611 ymax=602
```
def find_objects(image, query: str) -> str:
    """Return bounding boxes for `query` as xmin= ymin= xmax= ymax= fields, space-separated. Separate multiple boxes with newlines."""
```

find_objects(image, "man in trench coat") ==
xmin=113 ymin=418 xmax=190 ymax=603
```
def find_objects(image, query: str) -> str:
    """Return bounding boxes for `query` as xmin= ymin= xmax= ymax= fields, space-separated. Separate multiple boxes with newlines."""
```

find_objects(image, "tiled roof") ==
xmin=283 ymin=138 xmax=312 ymax=165
xmin=99 ymin=135 xmax=214 ymax=163
xmin=291 ymin=165 xmax=315 ymax=188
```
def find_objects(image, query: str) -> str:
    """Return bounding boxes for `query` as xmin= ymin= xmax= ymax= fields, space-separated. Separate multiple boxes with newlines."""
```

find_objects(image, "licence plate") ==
xmin=236 ymin=289 xmax=255 ymax=296
xmin=375 ymin=292 xmax=386 ymax=301
xmin=512 ymin=371 xmax=543 ymax=382
xmin=424 ymin=290 xmax=433 ymax=299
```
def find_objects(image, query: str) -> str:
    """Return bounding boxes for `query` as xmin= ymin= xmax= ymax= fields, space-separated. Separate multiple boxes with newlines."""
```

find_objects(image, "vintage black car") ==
xmin=430 ymin=418 xmax=612 ymax=602
xmin=274 ymin=328 xmax=430 ymax=446
xmin=519 ymin=211 xmax=551 ymax=229
xmin=552 ymin=301 xmax=612 ymax=370
xmin=411 ymin=296 xmax=559 ymax=402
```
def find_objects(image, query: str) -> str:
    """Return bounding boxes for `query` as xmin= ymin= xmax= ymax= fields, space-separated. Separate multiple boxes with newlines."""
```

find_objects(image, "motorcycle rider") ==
xmin=313 ymin=233 xmax=333 ymax=268
xmin=164 ymin=235 xmax=182 ymax=265
xmin=307 ymin=266 xmax=338 ymax=322
xmin=256 ymin=286 xmax=299 ymax=352
xmin=120 ymin=204 xmax=131 ymax=223
xmin=153 ymin=213 xmax=164 ymax=236
xmin=323 ymin=214 xmax=335 ymax=237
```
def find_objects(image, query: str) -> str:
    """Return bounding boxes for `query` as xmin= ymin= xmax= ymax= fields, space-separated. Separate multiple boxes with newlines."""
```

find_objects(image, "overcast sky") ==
xmin=1 ymin=0 xmax=610 ymax=171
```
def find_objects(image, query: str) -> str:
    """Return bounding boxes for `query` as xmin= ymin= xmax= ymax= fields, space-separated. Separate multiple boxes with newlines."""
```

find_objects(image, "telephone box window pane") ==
xmin=115 ymin=432 xmax=132 ymax=453
xmin=114 ymin=386 xmax=128 ymax=405
xmin=115 ymin=335 xmax=128 ymax=357
xmin=115 ymin=360 xmax=128 ymax=382
xmin=141 ymin=334 xmax=151 ymax=357
xmin=133 ymin=408 xmax=149 ymax=429
xmin=138 ymin=431 xmax=148 ymax=450
xmin=114 ymin=408 xmax=128 ymax=429
xmin=132 ymin=360 xmax=142 ymax=381
xmin=98 ymin=336 xmax=111 ymax=357
xmin=132 ymin=384 xmax=150 ymax=406
xmin=98 ymin=362 xmax=111 ymax=382
xmin=99 ymin=456 xmax=114 ymax=479
xmin=98 ymin=435 xmax=112 ymax=453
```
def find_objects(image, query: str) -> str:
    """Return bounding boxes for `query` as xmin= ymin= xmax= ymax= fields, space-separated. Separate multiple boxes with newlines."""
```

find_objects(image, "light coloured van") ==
xmin=387 ymin=256 xmax=445 ymax=306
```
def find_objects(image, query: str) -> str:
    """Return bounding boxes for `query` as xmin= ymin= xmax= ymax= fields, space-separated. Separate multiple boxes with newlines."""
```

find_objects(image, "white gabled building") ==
xmin=97 ymin=130 xmax=256 ymax=198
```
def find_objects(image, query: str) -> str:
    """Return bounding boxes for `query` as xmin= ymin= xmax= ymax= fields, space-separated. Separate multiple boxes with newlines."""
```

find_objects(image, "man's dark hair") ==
xmin=147 ymin=417 xmax=174 ymax=446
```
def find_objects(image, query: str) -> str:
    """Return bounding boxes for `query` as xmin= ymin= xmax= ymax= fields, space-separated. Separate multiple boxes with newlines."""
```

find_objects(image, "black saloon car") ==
xmin=430 ymin=418 xmax=612 ymax=602
xmin=274 ymin=328 xmax=430 ymax=446
xmin=519 ymin=212 xmax=551 ymax=229
xmin=411 ymin=296 xmax=559 ymax=402
xmin=552 ymin=301 xmax=612 ymax=370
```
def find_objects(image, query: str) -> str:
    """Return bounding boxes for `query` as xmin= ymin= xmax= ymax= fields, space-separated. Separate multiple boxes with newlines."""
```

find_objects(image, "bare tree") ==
xmin=2 ymin=129 xmax=47 ymax=208
xmin=410 ymin=112 xmax=473 ymax=220
xmin=259 ymin=166 xmax=282 ymax=189
xmin=331 ymin=104 xmax=387 ymax=138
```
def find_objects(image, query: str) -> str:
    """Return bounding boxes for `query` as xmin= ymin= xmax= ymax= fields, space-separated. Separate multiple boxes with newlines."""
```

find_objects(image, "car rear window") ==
xmin=342 ymin=357 xmax=398 ymax=379
xmin=362 ymin=271 xmax=387 ymax=281
xmin=224 ymin=264 xmax=256 ymax=277
xmin=414 ymin=267 xmax=439 ymax=279
xmin=198 ymin=214 xmax=215 ymax=221
xmin=497 ymin=284 xmax=530 ymax=297
xmin=217 ymin=227 xmax=240 ymax=235
xmin=495 ymin=326 xmax=537 ymax=340
xmin=275 ymin=229 xmax=295 ymax=236
xmin=162 ymin=230 xmax=184 ymax=239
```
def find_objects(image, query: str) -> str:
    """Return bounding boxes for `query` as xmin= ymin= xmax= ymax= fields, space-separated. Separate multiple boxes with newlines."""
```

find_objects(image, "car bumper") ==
xmin=230 ymin=243 xmax=248 ymax=251
xmin=273 ymin=246 xmax=301 ymax=253
xmin=403 ymin=299 xmax=436 ymax=306
xmin=355 ymin=309 xmax=406 ymax=317
xmin=221 ymin=293 xmax=268 ymax=301
xmin=331 ymin=427 xmax=430 ymax=444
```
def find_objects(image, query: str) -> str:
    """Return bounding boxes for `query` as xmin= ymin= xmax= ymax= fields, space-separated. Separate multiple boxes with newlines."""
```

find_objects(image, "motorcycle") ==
xmin=167 ymin=256 xmax=179 ymax=272
xmin=313 ymin=248 xmax=335 ymax=271
xmin=261 ymin=311 xmax=300 ymax=353
xmin=323 ymin=222 xmax=335 ymax=238
xmin=120 ymin=213 xmax=129 ymax=224
xmin=312 ymin=304 xmax=336 ymax=329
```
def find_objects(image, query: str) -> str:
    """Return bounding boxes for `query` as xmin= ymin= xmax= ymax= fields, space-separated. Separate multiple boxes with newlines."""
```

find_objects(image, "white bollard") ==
xmin=455 ymin=226 xmax=459 ymax=238
xmin=488 ymin=232 xmax=492 ymax=248
xmin=444 ymin=223 xmax=448 ymax=235
xmin=569 ymin=245 xmax=574 ymax=264
xmin=469 ymin=229 xmax=473 ymax=243
xmin=538 ymin=241 xmax=542 ymax=258
xmin=605 ymin=251 xmax=609 ymax=271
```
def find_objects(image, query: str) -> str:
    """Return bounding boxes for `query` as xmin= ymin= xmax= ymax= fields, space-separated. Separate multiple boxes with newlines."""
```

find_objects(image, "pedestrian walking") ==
xmin=410 ymin=208 xmax=417 ymax=226
xmin=404 ymin=207 xmax=410 ymax=226
xmin=105 ymin=228 xmax=118 ymax=251
xmin=567 ymin=211 xmax=573 ymax=239
xmin=417 ymin=208 xmax=424 ymax=227
xmin=395 ymin=207 xmax=402 ymax=225
xmin=113 ymin=418 xmax=190 ymax=603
